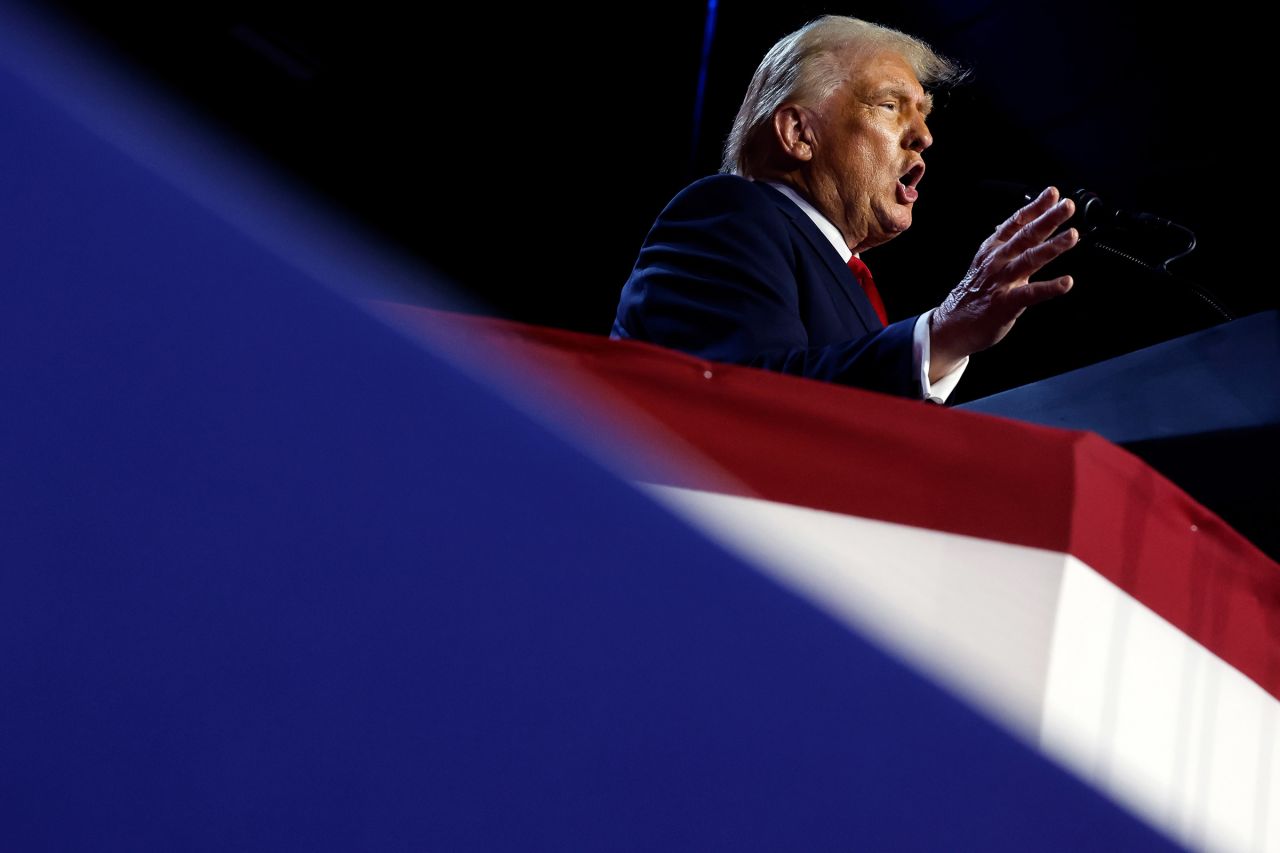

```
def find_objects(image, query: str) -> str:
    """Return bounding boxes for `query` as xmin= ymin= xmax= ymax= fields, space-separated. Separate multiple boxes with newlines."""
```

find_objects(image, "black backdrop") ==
xmin=40 ymin=1 xmax=1273 ymax=401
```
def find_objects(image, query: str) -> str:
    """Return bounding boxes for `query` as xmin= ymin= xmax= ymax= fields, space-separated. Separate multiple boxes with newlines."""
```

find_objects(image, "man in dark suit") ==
xmin=612 ymin=16 xmax=1078 ymax=402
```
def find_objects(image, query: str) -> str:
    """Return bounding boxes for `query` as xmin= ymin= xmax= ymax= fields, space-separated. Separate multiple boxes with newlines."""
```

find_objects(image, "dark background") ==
xmin=37 ymin=1 xmax=1271 ymax=401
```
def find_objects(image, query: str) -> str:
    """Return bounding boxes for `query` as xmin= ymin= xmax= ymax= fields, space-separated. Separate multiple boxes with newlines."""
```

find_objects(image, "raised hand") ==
xmin=929 ymin=186 xmax=1079 ymax=380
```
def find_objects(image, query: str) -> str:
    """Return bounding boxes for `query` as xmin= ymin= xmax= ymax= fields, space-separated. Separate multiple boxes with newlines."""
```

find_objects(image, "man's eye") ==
xmin=880 ymin=102 xmax=897 ymax=111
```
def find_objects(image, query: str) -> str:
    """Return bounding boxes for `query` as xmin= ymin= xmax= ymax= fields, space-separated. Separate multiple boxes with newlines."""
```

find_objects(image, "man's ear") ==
xmin=772 ymin=105 xmax=814 ymax=162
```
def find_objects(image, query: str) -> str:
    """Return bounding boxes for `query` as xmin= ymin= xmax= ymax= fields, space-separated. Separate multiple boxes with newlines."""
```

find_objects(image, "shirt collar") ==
xmin=761 ymin=180 xmax=853 ymax=263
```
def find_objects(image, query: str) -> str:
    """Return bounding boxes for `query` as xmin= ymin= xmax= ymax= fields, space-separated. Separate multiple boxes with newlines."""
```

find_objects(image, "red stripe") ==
xmin=382 ymin=305 xmax=1280 ymax=700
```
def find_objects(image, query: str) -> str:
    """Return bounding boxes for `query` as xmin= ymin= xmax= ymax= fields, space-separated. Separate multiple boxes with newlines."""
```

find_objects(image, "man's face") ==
xmin=803 ymin=49 xmax=933 ymax=252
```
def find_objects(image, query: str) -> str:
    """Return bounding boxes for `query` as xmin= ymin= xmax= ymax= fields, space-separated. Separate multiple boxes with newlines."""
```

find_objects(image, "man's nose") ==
xmin=906 ymin=116 xmax=932 ymax=152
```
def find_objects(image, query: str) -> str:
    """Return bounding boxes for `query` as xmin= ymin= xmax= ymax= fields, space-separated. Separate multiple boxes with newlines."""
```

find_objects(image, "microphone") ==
xmin=1069 ymin=189 xmax=1178 ymax=232
xmin=974 ymin=181 xmax=1182 ymax=233
xmin=976 ymin=179 xmax=1224 ymax=319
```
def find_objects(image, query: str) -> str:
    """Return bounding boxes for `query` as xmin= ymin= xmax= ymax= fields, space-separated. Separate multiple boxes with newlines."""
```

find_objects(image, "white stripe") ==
xmin=643 ymin=483 xmax=1066 ymax=742
xmin=1041 ymin=559 xmax=1280 ymax=852
xmin=646 ymin=483 xmax=1280 ymax=852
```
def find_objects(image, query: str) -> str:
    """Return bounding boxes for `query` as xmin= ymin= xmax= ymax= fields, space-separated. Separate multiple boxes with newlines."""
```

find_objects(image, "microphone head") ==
xmin=1070 ymin=189 xmax=1111 ymax=231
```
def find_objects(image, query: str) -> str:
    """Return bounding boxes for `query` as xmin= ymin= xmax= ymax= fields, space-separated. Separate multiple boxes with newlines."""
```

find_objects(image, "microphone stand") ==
xmin=1084 ymin=222 xmax=1235 ymax=323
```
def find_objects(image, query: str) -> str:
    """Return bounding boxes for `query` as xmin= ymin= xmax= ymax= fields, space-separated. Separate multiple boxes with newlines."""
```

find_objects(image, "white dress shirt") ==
xmin=764 ymin=181 xmax=967 ymax=403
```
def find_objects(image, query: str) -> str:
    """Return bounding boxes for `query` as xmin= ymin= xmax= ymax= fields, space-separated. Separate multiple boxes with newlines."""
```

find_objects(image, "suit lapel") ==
xmin=753 ymin=181 xmax=884 ymax=332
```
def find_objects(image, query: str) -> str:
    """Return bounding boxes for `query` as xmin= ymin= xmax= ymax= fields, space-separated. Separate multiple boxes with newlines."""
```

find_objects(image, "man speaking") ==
xmin=611 ymin=15 xmax=1079 ymax=403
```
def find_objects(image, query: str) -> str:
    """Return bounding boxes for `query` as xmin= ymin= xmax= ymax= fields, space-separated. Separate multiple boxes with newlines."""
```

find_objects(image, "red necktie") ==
xmin=846 ymin=255 xmax=888 ymax=327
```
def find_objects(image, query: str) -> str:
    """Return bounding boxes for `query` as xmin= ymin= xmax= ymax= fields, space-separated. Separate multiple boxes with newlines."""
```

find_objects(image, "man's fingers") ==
xmin=1005 ymin=226 xmax=1079 ymax=282
xmin=1005 ymin=274 xmax=1074 ymax=310
xmin=992 ymin=186 xmax=1059 ymax=242
xmin=999 ymin=196 xmax=1076 ymax=261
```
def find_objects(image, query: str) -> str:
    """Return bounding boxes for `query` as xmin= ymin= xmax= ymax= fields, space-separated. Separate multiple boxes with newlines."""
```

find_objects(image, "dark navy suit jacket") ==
xmin=612 ymin=174 xmax=922 ymax=397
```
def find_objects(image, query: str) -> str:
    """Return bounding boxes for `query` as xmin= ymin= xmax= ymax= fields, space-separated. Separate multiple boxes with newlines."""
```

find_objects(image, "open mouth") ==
xmin=899 ymin=161 xmax=925 ymax=189
xmin=896 ymin=161 xmax=925 ymax=203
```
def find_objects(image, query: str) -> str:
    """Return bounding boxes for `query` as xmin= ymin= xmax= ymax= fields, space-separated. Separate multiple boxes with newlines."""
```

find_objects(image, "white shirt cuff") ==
xmin=914 ymin=310 xmax=968 ymax=403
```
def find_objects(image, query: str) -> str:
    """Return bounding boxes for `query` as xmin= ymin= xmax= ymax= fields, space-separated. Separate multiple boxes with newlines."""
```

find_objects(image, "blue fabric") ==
xmin=614 ymin=174 xmax=920 ymax=395
xmin=960 ymin=310 xmax=1280 ymax=441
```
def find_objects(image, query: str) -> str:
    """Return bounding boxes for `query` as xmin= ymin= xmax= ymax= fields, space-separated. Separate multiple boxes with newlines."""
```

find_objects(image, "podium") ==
xmin=959 ymin=311 xmax=1280 ymax=559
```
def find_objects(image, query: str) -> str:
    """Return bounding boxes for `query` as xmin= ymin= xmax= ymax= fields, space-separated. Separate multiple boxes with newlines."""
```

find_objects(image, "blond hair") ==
xmin=722 ymin=16 xmax=965 ymax=176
